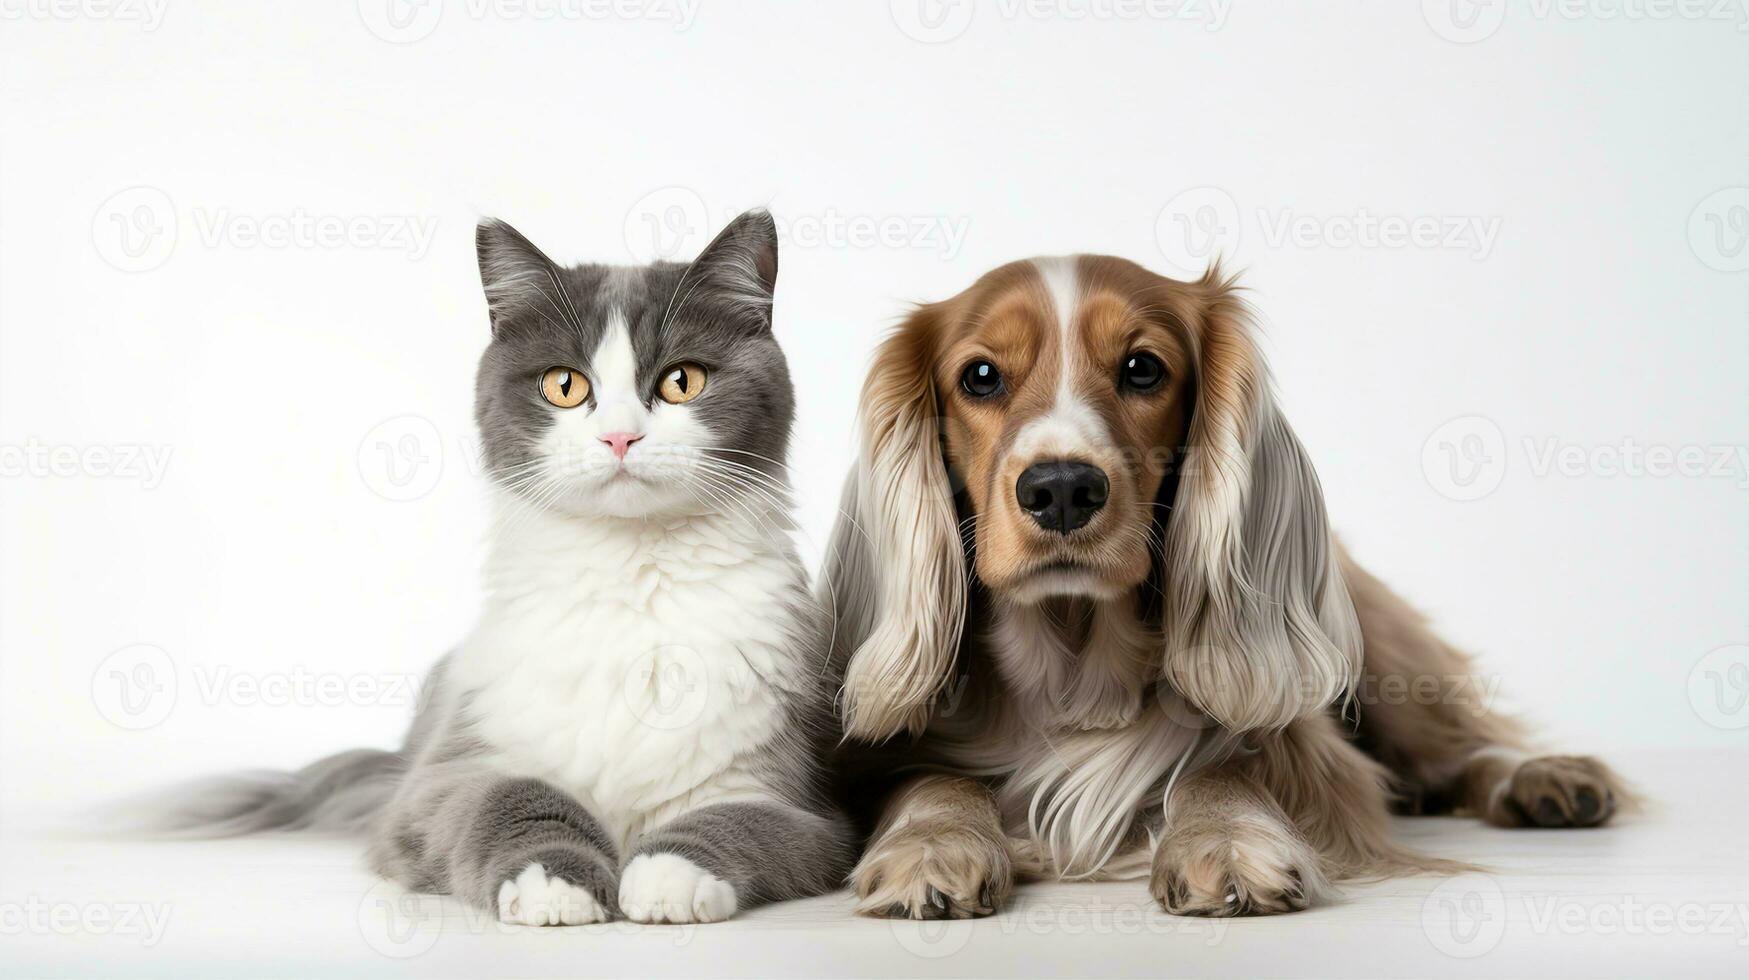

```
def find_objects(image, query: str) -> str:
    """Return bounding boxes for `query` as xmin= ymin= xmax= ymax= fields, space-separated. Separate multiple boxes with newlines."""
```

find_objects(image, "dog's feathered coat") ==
xmin=829 ymin=255 xmax=1628 ymax=918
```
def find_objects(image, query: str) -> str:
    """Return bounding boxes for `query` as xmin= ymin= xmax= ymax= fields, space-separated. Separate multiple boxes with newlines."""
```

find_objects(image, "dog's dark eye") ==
xmin=961 ymin=360 xmax=1003 ymax=398
xmin=1119 ymin=353 xmax=1166 ymax=393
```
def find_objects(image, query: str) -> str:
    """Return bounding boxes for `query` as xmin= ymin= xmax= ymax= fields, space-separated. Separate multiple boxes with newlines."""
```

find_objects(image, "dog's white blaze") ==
xmin=1032 ymin=256 xmax=1080 ymax=403
xmin=1014 ymin=257 xmax=1111 ymax=458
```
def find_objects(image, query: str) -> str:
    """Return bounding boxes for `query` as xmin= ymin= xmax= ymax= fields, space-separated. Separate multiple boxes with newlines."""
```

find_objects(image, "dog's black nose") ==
xmin=1016 ymin=461 xmax=1108 ymax=534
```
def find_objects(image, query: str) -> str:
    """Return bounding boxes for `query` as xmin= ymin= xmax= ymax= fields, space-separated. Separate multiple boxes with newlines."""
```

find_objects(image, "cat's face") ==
xmin=473 ymin=211 xmax=794 ymax=520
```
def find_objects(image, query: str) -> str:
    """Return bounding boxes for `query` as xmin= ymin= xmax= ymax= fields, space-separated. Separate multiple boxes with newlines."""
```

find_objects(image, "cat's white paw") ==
xmin=618 ymin=853 xmax=737 ymax=924
xmin=497 ymin=862 xmax=608 ymax=926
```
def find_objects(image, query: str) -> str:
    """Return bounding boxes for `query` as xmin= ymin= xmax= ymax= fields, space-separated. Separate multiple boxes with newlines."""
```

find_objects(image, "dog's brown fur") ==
xmin=827 ymin=256 xmax=1629 ymax=919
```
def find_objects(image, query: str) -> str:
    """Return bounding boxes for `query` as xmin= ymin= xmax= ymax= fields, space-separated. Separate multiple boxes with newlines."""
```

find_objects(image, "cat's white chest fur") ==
xmin=449 ymin=502 xmax=809 ymax=844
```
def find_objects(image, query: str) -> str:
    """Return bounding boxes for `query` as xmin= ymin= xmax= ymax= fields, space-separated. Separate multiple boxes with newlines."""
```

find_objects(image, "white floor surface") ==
xmin=3 ymin=747 xmax=1744 ymax=978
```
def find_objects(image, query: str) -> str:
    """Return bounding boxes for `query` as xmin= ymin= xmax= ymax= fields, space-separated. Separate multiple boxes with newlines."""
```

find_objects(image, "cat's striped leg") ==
xmin=371 ymin=770 xmax=621 ymax=925
xmin=620 ymin=800 xmax=856 ymax=923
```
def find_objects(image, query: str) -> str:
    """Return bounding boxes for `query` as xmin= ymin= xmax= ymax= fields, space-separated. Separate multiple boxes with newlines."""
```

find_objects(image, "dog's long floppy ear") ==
xmin=1160 ymin=268 xmax=1362 ymax=732
xmin=831 ymin=305 xmax=967 ymax=741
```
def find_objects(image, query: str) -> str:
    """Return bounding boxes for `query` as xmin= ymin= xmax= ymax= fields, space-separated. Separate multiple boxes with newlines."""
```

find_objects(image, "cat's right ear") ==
xmin=684 ymin=208 xmax=780 ymax=332
xmin=476 ymin=218 xmax=557 ymax=334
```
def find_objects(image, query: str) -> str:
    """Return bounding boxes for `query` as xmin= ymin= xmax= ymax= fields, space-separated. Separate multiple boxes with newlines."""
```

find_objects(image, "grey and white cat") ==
xmin=156 ymin=209 xmax=855 ymax=925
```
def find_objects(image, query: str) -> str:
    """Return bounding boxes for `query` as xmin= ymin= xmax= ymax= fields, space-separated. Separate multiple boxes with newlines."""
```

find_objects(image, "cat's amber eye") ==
xmin=539 ymin=367 xmax=589 ymax=408
xmin=657 ymin=363 xmax=707 ymax=405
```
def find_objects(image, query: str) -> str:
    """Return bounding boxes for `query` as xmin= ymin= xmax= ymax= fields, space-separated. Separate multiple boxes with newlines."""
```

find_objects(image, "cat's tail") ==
xmin=118 ymin=748 xmax=405 ymax=838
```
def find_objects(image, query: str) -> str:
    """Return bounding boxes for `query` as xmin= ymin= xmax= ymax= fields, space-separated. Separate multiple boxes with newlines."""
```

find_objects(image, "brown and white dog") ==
xmin=824 ymin=256 xmax=1628 ymax=918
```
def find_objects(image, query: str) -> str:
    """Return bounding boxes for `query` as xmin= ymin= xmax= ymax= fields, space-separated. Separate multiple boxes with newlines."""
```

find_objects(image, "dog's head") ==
xmin=836 ymin=256 xmax=1361 ymax=739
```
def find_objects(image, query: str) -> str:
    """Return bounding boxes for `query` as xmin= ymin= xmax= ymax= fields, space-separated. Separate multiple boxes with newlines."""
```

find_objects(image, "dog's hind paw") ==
xmin=1486 ymin=754 xmax=1625 ymax=829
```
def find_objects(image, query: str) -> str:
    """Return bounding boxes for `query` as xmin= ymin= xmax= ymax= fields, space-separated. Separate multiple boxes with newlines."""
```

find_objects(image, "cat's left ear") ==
xmin=475 ymin=218 xmax=559 ymax=335
xmin=685 ymin=208 xmax=779 ymax=331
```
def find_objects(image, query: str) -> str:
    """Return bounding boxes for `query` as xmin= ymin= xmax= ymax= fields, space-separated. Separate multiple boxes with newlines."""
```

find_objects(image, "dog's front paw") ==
xmin=618 ymin=853 xmax=737 ymax=924
xmin=853 ymin=822 xmax=1012 ymax=920
xmin=1487 ymin=754 xmax=1623 ymax=828
xmin=497 ymin=862 xmax=610 ymax=926
xmin=1149 ymin=818 xmax=1325 ymax=917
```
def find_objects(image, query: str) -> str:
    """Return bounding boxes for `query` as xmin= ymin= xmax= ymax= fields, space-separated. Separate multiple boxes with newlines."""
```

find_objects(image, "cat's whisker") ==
xmin=701 ymin=446 xmax=794 ymax=473
xmin=688 ymin=467 xmax=786 ymax=525
xmin=686 ymin=473 xmax=779 ymax=543
xmin=691 ymin=464 xmax=795 ymax=506
xmin=692 ymin=457 xmax=797 ymax=500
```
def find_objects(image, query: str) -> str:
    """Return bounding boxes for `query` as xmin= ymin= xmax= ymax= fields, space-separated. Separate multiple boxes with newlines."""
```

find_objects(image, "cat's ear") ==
xmin=684 ymin=208 xmax=779 ymax=331
xmin=476 ymin=218 xmax=558 ymax=334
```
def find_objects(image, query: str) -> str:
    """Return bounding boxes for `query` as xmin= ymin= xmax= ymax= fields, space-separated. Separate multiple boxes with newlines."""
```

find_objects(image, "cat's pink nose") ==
xmin=599 ymin=431 xmax=644 ymax=460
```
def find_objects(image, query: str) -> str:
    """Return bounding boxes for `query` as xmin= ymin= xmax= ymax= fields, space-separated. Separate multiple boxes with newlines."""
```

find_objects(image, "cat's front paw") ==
xmin=497 ymin=862 xmax=610 ymax=926
xmin=618 ymin=853 xmax=737 ymax=924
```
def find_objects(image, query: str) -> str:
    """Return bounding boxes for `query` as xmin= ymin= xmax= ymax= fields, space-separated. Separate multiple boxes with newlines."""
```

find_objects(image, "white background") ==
xmin=2 ymin=1 xmax=1745 ymax=827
